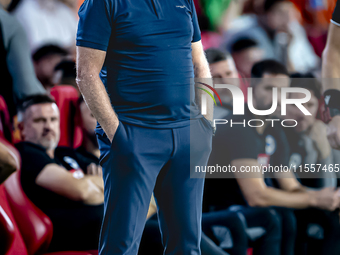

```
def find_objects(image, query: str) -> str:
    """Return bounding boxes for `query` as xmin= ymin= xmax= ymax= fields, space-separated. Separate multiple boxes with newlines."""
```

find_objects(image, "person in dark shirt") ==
xmin=55 ymin=60 xmax=78 ymax=89
xmin=16 ymin=94 xmax=104 ymax=252
xmin=32 ymin=45 xmax=68 ymax=92
xmin=285 ymin=74 xmax=340 ymax=255
xmin=204 ymin=60 xmax=340 ymax=255
xmin=76 ymin=1 xmax=214 ymax=254
xmin=230 ymin=38 xmax=265 ymax=79
xmin=0 ymin=0 xmax=45 ymax=118
xmin=204 ymin=47 xmax=240 ymax=107
xmin=322 ymin=0 xmax=340 ymax=150
xmin=76 ymin=96 xmax=100 ymax=166
xmin=286 ymin=73 xmax=335 ymax=188
xmin=204 ymin=59 xmax=292 ymax=255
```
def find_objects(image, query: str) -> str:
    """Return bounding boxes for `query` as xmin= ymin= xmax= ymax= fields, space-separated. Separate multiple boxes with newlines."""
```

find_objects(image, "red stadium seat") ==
xmin=0 ymin=95 xmax=13 ymax=144
xmin=0 ymin=185 xmax=28 ymax=255
xmin=3 ymin=172 xmax=99 ymax=255
xmin=0 ymin=133 xmax=26 ymax=255
xmin=1 ymin=179 xmax=98 ymax=255
xmin=0 ymin=204 xmax=14 ymax=255
xmin=50 ymin=85 xmax=83 ymax=148
xmin=0 ymin=134 xmax=97 ymax=254
xmin=4 ymin=172 xmax=53 ymax=255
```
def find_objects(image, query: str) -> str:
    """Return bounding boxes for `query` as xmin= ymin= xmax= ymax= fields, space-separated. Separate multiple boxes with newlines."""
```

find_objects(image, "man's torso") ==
xmin=204 ymin=106 xmax=289 ymax=210
xmin=77 ymin=0 xmax=202 ymax=128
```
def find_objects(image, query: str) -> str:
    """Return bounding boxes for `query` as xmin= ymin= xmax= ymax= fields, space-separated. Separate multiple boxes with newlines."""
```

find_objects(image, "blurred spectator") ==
xmin=284 ymin=73 xmax=340 ymax=254
xmin=32 ymin=44 xmax=68 ymax=92
xmin=54 ymin=60 xmax=77 ymax=88
xmin=76 ymin=96 xmax=99 ymax=164
xmin=205 ymin=48 xmax=250 ymax=104
xmin=223 ymin=0 xmax=319 ymax=73
xmin=77 ymin=0 xmax=84 ymax=10
xmin=230 ymin=38 xmax=265 ymax=78
xmin=59 ymin=0 xmax=78 ymax=13
xmin=205 ymin=60 xmax=340 ymax=255
xmin=140 ymin=208 xmax=249 ymax=255
xmin=322 ymin=0 xmax=340 ymax=152
xmin=0 ymin=0 xmax=45 ymax=118
xmin=199 ymin=0 xmax=231 ymax=30
xmin=292 ymin=0 xmax=337 ymax=57
xmin=12 ymin=0 xmax=77 ymax=53
xmin=16 ymin=94 xmax=104 ymax=252
xmin=206 ymin=48 xmax=239 ymax=80
xmin=286 ymin=73 xmax=334 ymax=188
xmin=201 ymin=32 xmax=223 ymax=50
xmin=7 ymin=0 xmax=20 ymax=11
xmin=200 ymin=210 xmax=248 ymax=255
xmin=204 ymin=60 xmax=291 ymax=255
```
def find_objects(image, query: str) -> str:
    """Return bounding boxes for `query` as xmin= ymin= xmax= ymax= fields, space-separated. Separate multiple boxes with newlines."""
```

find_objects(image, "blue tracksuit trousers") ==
xmin=96 ymin=117 xmax=212 ymax=255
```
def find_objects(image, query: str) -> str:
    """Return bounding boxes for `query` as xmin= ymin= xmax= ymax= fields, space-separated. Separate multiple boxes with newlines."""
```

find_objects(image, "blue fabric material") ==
xmin=96 ymin=118 xmax=212 ymax=254
xmin=77 ymin=0 xmax=202 ymax=128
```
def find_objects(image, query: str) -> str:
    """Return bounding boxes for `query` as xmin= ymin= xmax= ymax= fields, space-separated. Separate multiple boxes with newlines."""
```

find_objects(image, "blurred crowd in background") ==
xmin=2 ymin=0 xmax=337 ymax=106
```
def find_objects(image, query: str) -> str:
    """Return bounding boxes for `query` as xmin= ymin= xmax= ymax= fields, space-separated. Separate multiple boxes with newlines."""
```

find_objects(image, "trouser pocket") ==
xmin=95 ymin=121 xmax=124 ymax=165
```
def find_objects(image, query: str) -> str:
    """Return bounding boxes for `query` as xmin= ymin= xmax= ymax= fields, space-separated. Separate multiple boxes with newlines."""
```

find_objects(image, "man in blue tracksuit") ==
xmin=76 ymin=0 xmax=213 ymax=254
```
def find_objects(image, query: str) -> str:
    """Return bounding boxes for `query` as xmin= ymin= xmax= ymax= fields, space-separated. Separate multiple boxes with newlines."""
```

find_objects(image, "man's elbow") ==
xmin=78 ymin=189 xmax=91 ymax=202
xmin=69 ymin=188 xmax=93 ymax=203
xmin=322 ymin=45 xmax=340 ymax=65
xmin=322 ymin=46 xmax=331 ymax=65
xmin=74 ymin=179 xmax=102 ymax=203
xmin=75 ymin=180 xmax=92 ymax=202
xmin=0 ymin=152 xmax=18 ymax=184
xmin=75 ymin=70 xmax=87 ymax=88
xmin=246 ymin=190 xmax=270 ymax=207
xmin=76 ymin=68 xmax=100 ymax=88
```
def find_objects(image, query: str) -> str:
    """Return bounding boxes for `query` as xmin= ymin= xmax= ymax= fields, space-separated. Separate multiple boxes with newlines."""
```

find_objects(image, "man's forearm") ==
xmin=59 ymin=0 xmax=77 ymax=11
xmin=192 ymin=41 xmax=214 ymax=121
xmin=194 ymin=60 xmax=214 ymax=121
xmin=322 ymin=49 xmax=340 ymax=81
xmin=322 ymin=23 xmax=340 ymax=87
xmin=80 ymin=176 xmax=104 ymax=205
xmin=88 ymin=175 xmax=104 ymax=192
xmin=77 ymin=75 xmax=118 ymax=142
xmin=323 ymin=0 xmax=340 ymax=83
xmin=77 ymin=47 xmax=119 ymax=142
xmin=248 ymin=186 xmax=314 ymax=209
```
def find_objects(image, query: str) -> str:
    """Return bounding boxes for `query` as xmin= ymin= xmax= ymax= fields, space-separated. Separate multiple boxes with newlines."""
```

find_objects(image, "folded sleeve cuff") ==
xmin=76 ymin=40 xmax=108 ymax=52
